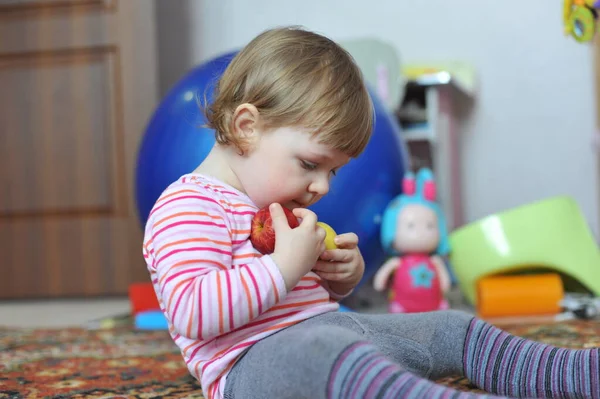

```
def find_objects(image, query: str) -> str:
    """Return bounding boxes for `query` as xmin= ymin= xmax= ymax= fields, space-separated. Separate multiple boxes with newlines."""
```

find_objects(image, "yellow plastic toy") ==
xmin=564 ymin=0 xmax=600 ymax=42
xmin=317 ymin=222 xmax=338 ymax=250
xmin=449 ymin=196 xmax=600 ymax=305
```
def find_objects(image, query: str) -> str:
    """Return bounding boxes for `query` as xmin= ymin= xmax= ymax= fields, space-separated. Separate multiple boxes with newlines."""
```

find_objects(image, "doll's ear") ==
xmin=423 ymin=180 xmax=437 ymax=201
xmin=402 ymin=172 xmax=415 ymax=195
xmin=415 ymin=167 xmax=437 ymax=201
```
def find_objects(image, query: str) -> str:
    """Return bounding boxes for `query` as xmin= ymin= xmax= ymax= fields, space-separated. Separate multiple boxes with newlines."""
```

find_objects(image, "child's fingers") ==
xmin=269 ymin=203 xmax=291 ymax=233
xmin=334 ymin=233 xmax=359 ymax=248
xmin=319 ymin=249 xmax=353 ymax=263
xmin=292 ymin=207 xmax=318 ymax=227
xmin=313 ymin=260 xmax=348 ymax=274
xmin=314 ymin=270 xmax=352 ymax=281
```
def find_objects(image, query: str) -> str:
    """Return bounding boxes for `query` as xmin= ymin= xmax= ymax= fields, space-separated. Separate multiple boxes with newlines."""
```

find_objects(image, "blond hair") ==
xmin=204 ymin=26 xmax=373 ymax=157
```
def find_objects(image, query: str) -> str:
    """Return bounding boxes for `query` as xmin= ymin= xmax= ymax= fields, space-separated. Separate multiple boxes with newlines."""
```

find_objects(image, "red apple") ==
xmin=250 ymin=205 xmax=299 ymax=254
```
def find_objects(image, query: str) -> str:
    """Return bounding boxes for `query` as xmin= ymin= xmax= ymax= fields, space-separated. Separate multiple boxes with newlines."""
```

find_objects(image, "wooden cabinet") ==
xmin=0 ymin=0 xmax=158 ymax=298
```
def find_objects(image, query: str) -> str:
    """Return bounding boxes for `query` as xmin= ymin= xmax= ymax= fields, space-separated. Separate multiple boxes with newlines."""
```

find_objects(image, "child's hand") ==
xmin=312 ymin=232 xmax=364 ymax=296
xmin=270 ymin=203 xmax=326 ymax=292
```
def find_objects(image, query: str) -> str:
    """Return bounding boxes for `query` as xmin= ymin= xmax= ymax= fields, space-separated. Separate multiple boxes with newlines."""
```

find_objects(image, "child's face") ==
xmin=236 ymin=126 xmax=349 ymax=210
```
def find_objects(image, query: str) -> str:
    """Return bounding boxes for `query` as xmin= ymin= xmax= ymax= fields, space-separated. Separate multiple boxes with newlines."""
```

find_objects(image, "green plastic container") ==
xmin=449 ymin=196 xmax=600 ymax=305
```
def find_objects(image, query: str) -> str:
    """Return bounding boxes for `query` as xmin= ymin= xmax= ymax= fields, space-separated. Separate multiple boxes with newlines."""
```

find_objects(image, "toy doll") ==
xmin=373 ymin=168 xmax=452 ymax=313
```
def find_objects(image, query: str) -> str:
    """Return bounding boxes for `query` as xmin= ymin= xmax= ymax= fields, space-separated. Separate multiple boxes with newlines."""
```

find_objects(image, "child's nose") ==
xmin=309 ymin=175 xmax=330 ymax=196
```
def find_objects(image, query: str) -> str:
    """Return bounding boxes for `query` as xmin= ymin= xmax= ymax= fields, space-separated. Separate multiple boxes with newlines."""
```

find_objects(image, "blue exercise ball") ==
xmin=135 ymin=51 xmax=237 ymax=225
xmin=135 ymin=51 xmax=409 ymax=282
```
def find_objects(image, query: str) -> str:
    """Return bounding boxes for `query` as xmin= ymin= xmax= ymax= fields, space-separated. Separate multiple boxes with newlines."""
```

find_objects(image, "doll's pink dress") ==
xmin=389 ymin=254 xmax=449 ymax=313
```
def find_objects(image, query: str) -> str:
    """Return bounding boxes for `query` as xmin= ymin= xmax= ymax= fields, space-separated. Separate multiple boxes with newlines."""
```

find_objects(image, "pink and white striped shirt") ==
xmin=142 ymin=173 xmax=341 ymax=399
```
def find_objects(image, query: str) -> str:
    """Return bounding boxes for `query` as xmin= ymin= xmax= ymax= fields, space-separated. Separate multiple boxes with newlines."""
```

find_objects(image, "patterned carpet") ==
xmin=1 ymin=319 xmax=599 ymax=398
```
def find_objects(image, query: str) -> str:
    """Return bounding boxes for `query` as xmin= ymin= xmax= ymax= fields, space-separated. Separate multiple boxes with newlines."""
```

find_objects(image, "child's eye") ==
xmin=301 ymin=160 xmax=318 ymax=171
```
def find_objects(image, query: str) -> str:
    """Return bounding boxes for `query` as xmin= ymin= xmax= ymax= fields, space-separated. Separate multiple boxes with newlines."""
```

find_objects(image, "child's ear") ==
xmin=232 ymin=103 xmax=260 ymax=149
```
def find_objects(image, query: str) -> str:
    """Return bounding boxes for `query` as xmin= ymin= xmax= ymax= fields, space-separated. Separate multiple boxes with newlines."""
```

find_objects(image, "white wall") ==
xmin=157 ymin=0 xmax=600 ymax=236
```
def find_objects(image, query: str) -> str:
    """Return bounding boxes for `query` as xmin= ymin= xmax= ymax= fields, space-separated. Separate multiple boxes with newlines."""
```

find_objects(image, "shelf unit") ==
xmin=397 ymin=70 xmax=475 ymax=230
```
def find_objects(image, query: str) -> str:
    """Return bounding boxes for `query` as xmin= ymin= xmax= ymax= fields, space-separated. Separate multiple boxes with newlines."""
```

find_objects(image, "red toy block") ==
xmin=128 ymin=282 xmax=161 ymax=315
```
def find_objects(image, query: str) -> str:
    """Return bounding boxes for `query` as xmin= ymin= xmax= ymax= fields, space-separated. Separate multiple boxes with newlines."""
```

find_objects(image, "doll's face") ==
xmin=394 ymin=204 xmax=439 ymax=254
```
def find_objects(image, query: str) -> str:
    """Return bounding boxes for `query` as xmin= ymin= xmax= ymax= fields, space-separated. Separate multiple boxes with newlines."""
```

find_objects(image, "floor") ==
xmin=0 ymin=285 xmax=474 ymax=329
xmin=342 ymin=281 xmax=475 ymax=315
xmin=0 ymin=297 xmax=130 ymax=328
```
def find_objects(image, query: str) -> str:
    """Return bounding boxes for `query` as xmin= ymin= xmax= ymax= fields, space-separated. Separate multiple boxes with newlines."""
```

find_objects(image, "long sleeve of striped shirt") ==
xmin=143 ymin=179 xmax=288 ymax=341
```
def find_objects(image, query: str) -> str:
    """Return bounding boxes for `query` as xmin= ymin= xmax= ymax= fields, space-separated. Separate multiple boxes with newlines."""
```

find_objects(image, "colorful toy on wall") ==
xmin=564 ymin=0 xmax=600 ymax=42
xmin=373 ymin=168 xmax=452 ymax=313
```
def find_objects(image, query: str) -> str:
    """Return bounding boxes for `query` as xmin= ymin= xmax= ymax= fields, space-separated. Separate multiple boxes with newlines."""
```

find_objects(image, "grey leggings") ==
xmin=223 ymin=310 xmax=474 ymax=399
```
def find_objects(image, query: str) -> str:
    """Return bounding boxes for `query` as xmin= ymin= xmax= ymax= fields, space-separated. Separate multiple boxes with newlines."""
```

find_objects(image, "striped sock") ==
xmin=464 ymin=318 xmax=599 ymax=398
xmin=328 ymin=342 xmax=505 ymax=399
